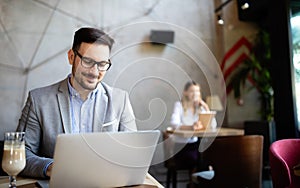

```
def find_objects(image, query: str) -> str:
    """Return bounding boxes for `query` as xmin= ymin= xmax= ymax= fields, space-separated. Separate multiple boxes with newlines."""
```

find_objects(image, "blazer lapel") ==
xmin=57 ymin=78 xmax=72 ymax=133
xmin=93 ymin=84 xmax=108 ymax=132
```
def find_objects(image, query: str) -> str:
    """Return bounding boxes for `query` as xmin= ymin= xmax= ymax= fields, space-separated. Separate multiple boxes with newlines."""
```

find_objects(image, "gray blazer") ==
xmin=16 ymin=78 xmax=137 ymax=178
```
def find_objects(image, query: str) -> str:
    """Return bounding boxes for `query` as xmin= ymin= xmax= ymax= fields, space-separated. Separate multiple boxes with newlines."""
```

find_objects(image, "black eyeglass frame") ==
xmin=73 ymin=50 xmax=112 ymax=71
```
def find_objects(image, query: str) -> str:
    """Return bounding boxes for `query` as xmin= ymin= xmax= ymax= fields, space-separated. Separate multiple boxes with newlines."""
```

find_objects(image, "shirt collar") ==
xmin=67 ymin=74 xmax=100 ymax=100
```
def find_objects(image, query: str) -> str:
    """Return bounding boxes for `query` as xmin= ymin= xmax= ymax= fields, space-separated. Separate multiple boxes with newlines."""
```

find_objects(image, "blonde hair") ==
xmin=181 ymin=81 xmax=201 ymax=115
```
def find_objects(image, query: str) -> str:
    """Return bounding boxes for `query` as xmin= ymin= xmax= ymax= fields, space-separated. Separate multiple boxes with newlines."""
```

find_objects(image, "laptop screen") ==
xmin=49 ymin=130 xmax=160 ymax=188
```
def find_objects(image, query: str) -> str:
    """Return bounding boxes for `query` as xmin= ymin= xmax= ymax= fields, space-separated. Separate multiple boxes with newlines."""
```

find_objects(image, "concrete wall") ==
xmin=0 ymin=0 xmax=260 ymax=141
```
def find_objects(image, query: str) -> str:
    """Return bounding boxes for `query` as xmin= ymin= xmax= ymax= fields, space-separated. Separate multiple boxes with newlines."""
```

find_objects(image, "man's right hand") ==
xmin=46 ymin=163 xmax=53 ymax=177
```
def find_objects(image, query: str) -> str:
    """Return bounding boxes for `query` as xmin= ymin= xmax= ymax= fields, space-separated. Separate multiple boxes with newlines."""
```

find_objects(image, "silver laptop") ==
xmin=49 ymin=130 xmax=160 ymax=188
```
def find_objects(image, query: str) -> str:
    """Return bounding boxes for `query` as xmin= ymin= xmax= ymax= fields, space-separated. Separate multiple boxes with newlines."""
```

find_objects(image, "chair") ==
xmin=163 ymin=131 xmax=198 ymax=188
xmin=244 ymin=120 xmax=276 ymax=179
xmin=269 ymin=139 xmax=300 ymax=188
xmin=193 ymin=135 xmax=263 ymax=188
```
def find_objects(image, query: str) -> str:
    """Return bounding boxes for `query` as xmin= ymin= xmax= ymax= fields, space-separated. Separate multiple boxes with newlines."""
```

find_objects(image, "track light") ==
xmin=214 ymin=0 xmax=233 ymax=26
xmin=214 ymin=0 xmax=233 ymax=13
xmin=217 ymin=15 xmax=224 ymax=25
xmin=241 ymin=2 xmax=250 ymax=10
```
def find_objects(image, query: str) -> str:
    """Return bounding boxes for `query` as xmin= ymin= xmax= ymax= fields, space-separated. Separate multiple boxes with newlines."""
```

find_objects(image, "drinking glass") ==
xmin=2 ymin=132 xmax=26 ymax=188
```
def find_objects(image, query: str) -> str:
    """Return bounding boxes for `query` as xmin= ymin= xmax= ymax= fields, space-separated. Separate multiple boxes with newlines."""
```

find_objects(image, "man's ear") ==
xmin=68 ymin=49 xmax=74 ymax=65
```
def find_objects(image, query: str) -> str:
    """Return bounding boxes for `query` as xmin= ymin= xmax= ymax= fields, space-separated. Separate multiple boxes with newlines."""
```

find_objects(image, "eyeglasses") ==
xmin=73 ymin=50 xmax=112 ymax=71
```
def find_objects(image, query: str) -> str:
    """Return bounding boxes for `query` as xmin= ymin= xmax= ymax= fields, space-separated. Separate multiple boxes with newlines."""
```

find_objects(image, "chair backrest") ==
xmin=244 ymin=120 xmax=276 ymax=166
xmin=198 ymin=135 xmax=263 ymax=188
xmin=269 ymin=139 xmax=300 ymax=188
xmin=162 ymin=131 xmax=172 ymax=160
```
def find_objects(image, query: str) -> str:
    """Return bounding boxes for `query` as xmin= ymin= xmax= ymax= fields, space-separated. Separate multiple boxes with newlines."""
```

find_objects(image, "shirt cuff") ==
xmin=43 ymin=161 xmax=53 ymax=177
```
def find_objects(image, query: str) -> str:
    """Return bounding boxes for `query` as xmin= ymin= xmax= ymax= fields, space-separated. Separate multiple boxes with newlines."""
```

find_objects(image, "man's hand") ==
xmin=46 ymin=163 xmax=53 ymax=177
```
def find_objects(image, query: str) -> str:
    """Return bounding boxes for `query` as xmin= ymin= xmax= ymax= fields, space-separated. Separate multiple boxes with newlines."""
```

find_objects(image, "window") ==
xmin=291 ymin=2 xmax=300 ymax=131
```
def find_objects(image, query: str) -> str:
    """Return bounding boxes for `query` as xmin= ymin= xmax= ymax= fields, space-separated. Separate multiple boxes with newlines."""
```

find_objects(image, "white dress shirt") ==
xmin=170 ymin=101 xmax=217 ymax=143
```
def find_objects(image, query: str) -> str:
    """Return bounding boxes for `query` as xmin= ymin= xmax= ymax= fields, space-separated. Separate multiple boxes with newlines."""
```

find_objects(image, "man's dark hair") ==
xmin=72 ymin=27 xmax=114 ymax=51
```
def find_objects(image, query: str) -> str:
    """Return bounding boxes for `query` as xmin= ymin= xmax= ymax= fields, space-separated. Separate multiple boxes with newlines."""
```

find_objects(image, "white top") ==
xmin=170 ymin=101 xmax=217 ymax=143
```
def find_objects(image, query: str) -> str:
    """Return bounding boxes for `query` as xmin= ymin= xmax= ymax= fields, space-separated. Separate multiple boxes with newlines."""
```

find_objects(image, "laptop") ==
xmin=49 ymin=130 xmax=160 ymax=188
xmin=198 ymin=111 xmax=216 ymax=129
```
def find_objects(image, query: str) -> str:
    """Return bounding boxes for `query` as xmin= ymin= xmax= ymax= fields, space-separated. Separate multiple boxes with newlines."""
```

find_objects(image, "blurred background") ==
xmin=0 ymin=0 xmax=264 ymax=139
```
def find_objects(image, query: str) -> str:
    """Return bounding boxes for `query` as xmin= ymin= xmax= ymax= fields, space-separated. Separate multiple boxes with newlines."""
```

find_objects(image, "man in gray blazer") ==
xmin=16 ymin=27 xmax=137 ymax=178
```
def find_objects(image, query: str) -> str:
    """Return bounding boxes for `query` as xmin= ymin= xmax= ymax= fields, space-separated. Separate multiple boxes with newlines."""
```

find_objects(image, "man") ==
xmin=16 ymin=27 xmax=137 ymax=178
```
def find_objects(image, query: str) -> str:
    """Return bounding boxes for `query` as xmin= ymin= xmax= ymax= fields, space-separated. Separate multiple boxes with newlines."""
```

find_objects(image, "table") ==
xmin=0 ymin=173 xmax=163 ymax=188
xmin=166 ymin=127 xmax=244 ymax=138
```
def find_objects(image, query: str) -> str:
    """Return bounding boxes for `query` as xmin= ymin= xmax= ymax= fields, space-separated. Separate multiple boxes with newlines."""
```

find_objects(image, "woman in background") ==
xmin=169 ymin=81 xmax=216 ymax=186
xmin=171 ymin=81 xmax=215 ymax=142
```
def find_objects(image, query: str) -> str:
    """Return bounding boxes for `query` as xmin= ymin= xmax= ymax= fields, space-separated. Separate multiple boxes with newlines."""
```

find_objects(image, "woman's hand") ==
xmin=193 ymin=121 xmax=204 ymax=131
xmin=199 ymin=99 xmax=210 ymax=111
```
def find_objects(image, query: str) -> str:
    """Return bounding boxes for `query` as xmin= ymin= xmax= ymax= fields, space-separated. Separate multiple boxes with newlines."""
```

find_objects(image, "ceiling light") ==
xmin=241 ymin=2 xmax=250 ymax=10
xmin=217 ymin=15 xmax=224 ymax=25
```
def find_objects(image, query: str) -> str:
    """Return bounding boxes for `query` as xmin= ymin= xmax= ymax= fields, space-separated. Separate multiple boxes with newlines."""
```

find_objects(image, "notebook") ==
xmin=198 ymin=111 xmax=216 ymax=129
xmin=49 ymin=130 xmax=160 ymax=188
